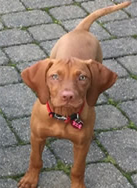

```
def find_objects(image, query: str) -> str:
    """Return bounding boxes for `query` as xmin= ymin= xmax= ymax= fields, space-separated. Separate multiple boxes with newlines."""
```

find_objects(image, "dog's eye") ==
xmin=79 ymin=75 xmax=87 ymax=81
xmin=52 ymin=74 xmax=59 ymax=80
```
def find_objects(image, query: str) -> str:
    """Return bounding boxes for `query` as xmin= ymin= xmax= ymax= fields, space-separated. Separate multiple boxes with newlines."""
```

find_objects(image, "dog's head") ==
xmin=21 ymin=58 xmax=117 ymax=107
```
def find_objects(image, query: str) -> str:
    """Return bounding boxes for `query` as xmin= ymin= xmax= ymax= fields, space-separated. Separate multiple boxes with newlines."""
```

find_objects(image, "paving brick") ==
xmin=105 ymin=78 xmax=137 ymax=101
xmin=0 ymin=49 xmax=9 ymax=65
xmin=75 ymin=0 xmax=90 ymax=2
xmin=96 ymin=93 xmax=108 ymax=105
xmin=0 ymin=22 xmax=4 ymax=30
xmin=0 ymin=0 xmax=25 ymax=14
xmin=85 ymin=163 xmax=133 ymax=188
xmin=2 ymin=10 xmax=52 ymax=28
xmin=16 ymin=60 xmax=38 ymax=72
xmin=98 ymin=129 xmax=137 ymax=172
xmin=0 ymin=115 xmax=17 ymax=147
xmin=95 ymin=105 xmax=128 ymax=130
xmin=49 ymin=5 xmax=87 ymax=21
xmin=104 ymin=18 xmax=137 ymax=37
xmin=101 ymin=38 xmax=137 ymax=59
xmin=118 ymin=55 xmax=137 ymax=76
xmin=0 ymin=84 xmax=36 ymax=119
xmin=38 ymin=171 xmax=70 ymax=188
xmin=0 ymin=29 xmax=33 ymax=47
xmin=131 ymin=174 xmax=137 ymax=187
xmin=125 ymin=2 xmax=137 ymax=17
xmin=4 ymin=44 xmax=46 ymax=63
xmin=40 ymin=40 xmax=57 ymax=56
xmin=11 ymin=117 xmax=30 ymax=143
xmin=119 ymin=100 xmax=137 ymax=126
xmin=21 ymin=0 xmax=73 ymax=9
xmin=81 ymin=0 xmax=128 ymax=23
xmin=0 ymin=145 xmax=56 ymax=176
xmin=28 ymin=24 xmax=66 ymax=42
xmin=0 ymin=66 xmax=19 ymax=85
xmin=0 ymin=179 xmax=17 ymax=188
xmin=103 ymin=59 xmax=128 ymax=78
xmin=51 ymin=139 xmax=105 ymax=164
xmin=62 ymin=19 xmax=110 ymax=40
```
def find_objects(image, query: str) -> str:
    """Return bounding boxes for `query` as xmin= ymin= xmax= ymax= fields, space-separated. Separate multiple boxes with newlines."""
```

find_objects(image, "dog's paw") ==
xmin=18 ymin=171 xmax=39 ymax=188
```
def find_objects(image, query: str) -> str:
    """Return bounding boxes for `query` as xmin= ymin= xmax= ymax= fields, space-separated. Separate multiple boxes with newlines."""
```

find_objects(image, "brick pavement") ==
xmin=0 ymin=0 xmax=137 ymax=187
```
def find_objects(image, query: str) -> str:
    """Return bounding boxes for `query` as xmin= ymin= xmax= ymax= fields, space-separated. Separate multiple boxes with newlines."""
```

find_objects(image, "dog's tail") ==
xmin=75 ymin=1 xmax=131 ymax=31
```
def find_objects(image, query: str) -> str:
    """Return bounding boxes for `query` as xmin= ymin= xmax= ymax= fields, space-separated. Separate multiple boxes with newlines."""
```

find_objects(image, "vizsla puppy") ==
xmin=18 ymin=2 xmax=131 ymax=188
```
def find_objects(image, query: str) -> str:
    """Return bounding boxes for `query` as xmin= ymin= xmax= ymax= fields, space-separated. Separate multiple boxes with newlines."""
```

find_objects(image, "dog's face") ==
xmin=46 ymin=58 xmax=91 ymax=108
xmin=21 ymin=57 xmax=117 ymax=107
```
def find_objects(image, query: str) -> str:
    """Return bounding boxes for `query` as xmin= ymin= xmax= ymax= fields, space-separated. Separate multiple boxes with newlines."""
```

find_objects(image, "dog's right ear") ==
xmin=21 ymin=59 xmax=54 ymax=104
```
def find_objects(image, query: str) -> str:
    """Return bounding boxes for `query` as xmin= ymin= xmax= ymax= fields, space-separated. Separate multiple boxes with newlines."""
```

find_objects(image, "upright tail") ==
xmin=75 ymin=1 xmax=131 ymax=31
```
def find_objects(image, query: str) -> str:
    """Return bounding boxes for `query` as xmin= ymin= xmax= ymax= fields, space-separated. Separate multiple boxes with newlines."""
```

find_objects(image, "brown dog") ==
xmin=18 ymin=2 xmax=131 ymax=188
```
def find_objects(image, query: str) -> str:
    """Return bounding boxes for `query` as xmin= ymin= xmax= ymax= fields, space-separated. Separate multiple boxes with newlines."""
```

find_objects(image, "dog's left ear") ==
xmin=21 ymin=58 xmax=54 ymax=104
xmin=86 ymin=60 xmax=118 ymax=106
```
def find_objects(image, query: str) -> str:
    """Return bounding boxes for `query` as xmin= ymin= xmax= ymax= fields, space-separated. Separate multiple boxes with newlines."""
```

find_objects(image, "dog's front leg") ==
xmin=18 ymin=134 xmax=46 ymax=188
xmin=71 ymin=141 xmax=91 ymax=188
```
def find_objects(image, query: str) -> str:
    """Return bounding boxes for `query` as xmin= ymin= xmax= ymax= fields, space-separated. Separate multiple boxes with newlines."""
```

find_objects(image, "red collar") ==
xmin=46 ymin=102 xmax=85 ymax=130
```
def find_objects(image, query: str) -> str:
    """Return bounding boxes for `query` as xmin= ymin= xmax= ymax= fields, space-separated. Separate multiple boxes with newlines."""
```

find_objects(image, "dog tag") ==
xmin=72 ymin=119 xmax=83 ymax=129
xmin=70 ymin=113 xmax=83 ymax=129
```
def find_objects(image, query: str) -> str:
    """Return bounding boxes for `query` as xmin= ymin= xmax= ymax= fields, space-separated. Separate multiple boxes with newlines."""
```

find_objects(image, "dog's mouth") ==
xmin=54 ymin=101 xmax=84 ymax=109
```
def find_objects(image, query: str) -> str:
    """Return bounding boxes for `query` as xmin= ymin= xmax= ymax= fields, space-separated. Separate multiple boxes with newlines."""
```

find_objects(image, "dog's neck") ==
xmin=48 ymin=101 xmax=82 ymax=117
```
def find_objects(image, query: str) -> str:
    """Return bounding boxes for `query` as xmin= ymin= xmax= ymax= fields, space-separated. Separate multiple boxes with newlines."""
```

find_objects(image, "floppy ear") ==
xmin=21 ymin=58 xmax=53 ymax=104
xmin=86 ymin=60 xmax=118 ymax=106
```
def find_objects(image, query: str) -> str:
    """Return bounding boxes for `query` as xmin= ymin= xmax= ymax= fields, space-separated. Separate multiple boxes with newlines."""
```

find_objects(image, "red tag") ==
xmin=72 ymin=120 xmax=83 ymax=129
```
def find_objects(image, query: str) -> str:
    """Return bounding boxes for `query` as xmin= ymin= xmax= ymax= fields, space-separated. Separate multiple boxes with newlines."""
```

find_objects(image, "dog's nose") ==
xmin=62 ymin=90 xmax=74 ymax=101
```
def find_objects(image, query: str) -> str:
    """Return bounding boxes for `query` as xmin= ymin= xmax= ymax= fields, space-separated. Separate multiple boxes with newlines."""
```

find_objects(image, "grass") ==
xmin=55 ymin=160 xmax=71 ymax=176
xmin=132 ymin=35 xmax=137 ymax=39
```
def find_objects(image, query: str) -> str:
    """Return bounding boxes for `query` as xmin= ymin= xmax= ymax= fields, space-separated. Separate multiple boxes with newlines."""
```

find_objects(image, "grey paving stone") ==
xmin=0 ymin=84 xmax=36 ymax=119
xmin=96 ymin=93 xmax=108 ymax=105
xmin=0 ymin=115 xmax=17 ymax=147
xmin=126 ymin=2 xmax=137 ymax=17
xmin=0 ymin=66 xmax=19 ymax=85
xmin=85 ymin=163 xmax=133 ymax=188
xmin=0 ymin=0 xmax=25 ymax=14
xmin=49 ymin=5 xmax=87 ymax=21
xmin=40 ymin=40 xmax=57 ymax=56
xmin=105 ymin=78 xmax=137 ymax=101
xmin=2 ymin=10 xmax=52 ymax=28
xmin=0 ymin=22 xmax=4 ymax=30
xmin=22 ymin=0 xmax=73 ymax=9
xmin=89 ymin=22 xmax=110 ymax=41
xmin=95 ymin=105 xmax=128 ymax=130
xmin=103 ymin=59 xmax=128 ymax=78
xmin=0 ymin=50 xmax=9 ymax=65
xmin=0 ymin=145 xmax=56 ymax=176
xmin=11 ymin=117 xmax=31 ymax=143
xmin=75 ymin=0 xmax=90 ymax=2
xmin=118 ymin=55 xmax=137 ymax=76
xmin=81 ymin=0 xmax=128 ymax=23
xmin=98 ymin=129 xmax=137 ymax=172
xmin=0 ymin=29 xmax=33 ymax=47
xmin=4 ymin=44 xmax=46 ymax=63
xmin=131 ymin=174 xmax=137 ymax=187
xmin=104 ymin=18 xmax=137 ymax=37
xmin=38 ymin=171 xmax=70 ymax=188
xmin=119 ymin=100 xmax=137 ymax=126
xmin=28 ymin=24 xmax=66 ymax=42
xmin=62 ymin=19 xmax=110 ymax=41
xmin=0 ymin=179 xmax=17 ymax=188
xmin=17 ymin=60 xmax=39 ymax=72
xmin=101 ymin=38 xmax=137 ymax=59
xmin=51 ymin=139 xmax=105 ymax=164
